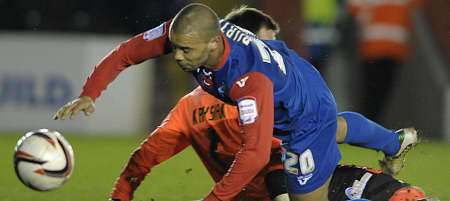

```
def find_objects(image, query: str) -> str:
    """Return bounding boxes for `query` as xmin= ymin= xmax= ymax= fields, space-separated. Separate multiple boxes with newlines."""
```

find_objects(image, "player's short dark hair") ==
xmin=224 ymin=6 xmax=280 ymax=35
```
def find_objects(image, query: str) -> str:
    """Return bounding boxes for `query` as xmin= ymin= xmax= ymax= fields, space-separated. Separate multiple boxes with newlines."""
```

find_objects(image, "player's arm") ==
xmin=81 ymin=20 xmax=173 ymax=101
xmin=54 ymin=20 xmax=172 ymax=120
xmin=204 ymin=72 xmax=274 ymax=201
xmin=111 ymin=99 xmax=190 ymax=201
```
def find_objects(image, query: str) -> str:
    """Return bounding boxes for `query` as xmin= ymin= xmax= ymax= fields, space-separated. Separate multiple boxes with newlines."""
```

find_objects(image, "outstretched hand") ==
xmin=53 ymin=96 xmax=95 ymax=120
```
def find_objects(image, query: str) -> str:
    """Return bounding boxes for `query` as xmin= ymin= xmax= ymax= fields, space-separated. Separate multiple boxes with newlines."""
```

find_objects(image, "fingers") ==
xmin=52 ymin=112 xmax=59 ymax=120
xmin=83 ymin=105 xmax=95 ymax=116
xmin=60 ymin=103 xmax=76 ymax=120
xmin=53 ymin=105 xmax=70 ymax=120
xmin=54 ymin=97 xmax=95 ymax=120
xmin=69 ymin=103 xmax=84 ymax=120
xmin=53 ymin=99 xmax=78 ymax=120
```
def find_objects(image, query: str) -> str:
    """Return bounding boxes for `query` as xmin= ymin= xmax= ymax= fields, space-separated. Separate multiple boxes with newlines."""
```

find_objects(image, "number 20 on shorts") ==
xmin=284 ymin=149 xmax=315 ymax=175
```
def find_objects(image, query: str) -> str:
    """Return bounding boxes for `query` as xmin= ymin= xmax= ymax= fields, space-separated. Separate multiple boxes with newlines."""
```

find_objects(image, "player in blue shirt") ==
xmin=54 ymin=4 xmax=419 ymax=201
xmin=168 ymin=4 xmax=416 ymax=201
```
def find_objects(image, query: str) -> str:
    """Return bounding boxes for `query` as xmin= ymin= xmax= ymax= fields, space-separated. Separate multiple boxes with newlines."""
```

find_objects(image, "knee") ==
xmin=336 ymin=116 xmax=348 ymax=143
xmin=288 ymin=178 xmax=331 ymax=201
xmin=272 ymin=194 xmax=290 ymax=201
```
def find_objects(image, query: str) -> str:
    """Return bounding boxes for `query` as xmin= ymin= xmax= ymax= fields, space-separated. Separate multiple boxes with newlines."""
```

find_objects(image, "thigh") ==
xmin=289 ymin=177 xmax=331 ymax=201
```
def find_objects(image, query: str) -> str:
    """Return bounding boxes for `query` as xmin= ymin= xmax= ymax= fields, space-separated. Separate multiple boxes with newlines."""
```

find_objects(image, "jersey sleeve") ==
xmin=80 ymin=20 xmax=172 ymax=101
xmin=204 ymin=72 xmax=274 ymax=201
xmin=110 ymin=98 xmax=191 ymax=201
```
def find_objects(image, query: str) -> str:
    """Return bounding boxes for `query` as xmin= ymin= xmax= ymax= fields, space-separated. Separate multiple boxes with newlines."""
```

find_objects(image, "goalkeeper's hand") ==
xmin=53 ymin=96 xmax=95 ymax=120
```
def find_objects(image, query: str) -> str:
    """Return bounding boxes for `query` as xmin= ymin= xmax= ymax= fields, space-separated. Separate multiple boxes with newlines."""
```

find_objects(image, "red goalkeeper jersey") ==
xmin=111 ymin=86 xmax=283 ymax=201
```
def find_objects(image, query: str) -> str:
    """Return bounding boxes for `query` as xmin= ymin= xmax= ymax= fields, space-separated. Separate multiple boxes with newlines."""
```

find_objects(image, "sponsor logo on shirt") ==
xmin=237 ymin=98 xmax=257 ymax=125
xmin=192 ymin=103 xmax=226 ymax=124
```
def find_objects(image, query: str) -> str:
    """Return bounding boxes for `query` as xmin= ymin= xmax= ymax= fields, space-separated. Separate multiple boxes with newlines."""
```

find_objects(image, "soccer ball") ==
xmin=13 ymin=129 xmax=74 ymax=191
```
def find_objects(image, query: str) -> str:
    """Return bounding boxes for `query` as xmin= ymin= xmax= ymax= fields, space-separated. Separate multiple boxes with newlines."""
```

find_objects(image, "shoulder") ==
xmin=264 ymin=40 xmax=289 ymax=50
xmin=179 ymin=86 xmax=206 ymax=106
xmin=227 ymin=39 xmax=261 ymax=70
xmin=183 ymin=86 xmax=225 ymax=107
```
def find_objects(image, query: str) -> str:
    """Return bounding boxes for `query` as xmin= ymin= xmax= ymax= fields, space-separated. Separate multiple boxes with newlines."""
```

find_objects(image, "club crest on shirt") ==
xmin=197 ymin=67 xmax=214 ymax=88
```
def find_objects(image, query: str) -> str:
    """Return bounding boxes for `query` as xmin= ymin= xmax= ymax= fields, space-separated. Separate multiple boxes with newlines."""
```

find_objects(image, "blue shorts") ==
xmin=281 ymin=96 xmax=341 ymax=194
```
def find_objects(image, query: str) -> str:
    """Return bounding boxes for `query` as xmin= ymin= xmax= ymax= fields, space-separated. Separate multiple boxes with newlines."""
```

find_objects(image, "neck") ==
xmin=205 ymin=36 xmax=225 ymax=69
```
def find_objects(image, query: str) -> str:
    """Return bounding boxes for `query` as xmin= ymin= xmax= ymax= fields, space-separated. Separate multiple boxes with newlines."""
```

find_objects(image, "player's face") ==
xmin=256 ymin=26 xmax=277 ymax=40
xmin=169 ymin=32 xmax=211 ymax=72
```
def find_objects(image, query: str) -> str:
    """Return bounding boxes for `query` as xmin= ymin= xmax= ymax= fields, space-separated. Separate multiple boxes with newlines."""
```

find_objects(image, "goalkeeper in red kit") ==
xmin=110 ymin=86 xmax=285 ymax=201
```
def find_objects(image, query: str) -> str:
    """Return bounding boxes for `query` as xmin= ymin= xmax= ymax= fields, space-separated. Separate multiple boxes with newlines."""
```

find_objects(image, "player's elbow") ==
xmin=252 ymin=150 xmax=271 ymax=169
xmin=253 ymin=157 xmax=270 ymax=173
xmin=259 ymin=154 xmax=271 ymax=167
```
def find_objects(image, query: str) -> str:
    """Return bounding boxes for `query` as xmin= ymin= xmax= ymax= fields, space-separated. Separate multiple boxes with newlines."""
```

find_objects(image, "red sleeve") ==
xmin=80 ymin=20 xmax=172 ymax=101
xmin=111 ymin=99 xmax=190 ymax=201
xmin=204 ymin=72 xmax=274 ymax=201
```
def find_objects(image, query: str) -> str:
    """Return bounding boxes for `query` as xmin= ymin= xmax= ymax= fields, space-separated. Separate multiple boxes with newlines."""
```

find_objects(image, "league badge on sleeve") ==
xmin=143 ymin=23 xmax=165 ymax=41
xmin=237 ymin=98 xmax=258 ymax=125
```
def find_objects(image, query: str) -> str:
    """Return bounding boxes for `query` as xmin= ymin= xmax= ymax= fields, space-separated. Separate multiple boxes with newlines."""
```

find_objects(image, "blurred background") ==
xmin=0 ymin=0 xmax=449 ymax=200
xmin=1 ymin=0 xmax=449 ymax=139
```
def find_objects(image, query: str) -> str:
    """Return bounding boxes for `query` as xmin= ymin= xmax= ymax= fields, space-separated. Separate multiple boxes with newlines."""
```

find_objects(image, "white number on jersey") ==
xmin=253 ymin=40 xmax=286 ymax=75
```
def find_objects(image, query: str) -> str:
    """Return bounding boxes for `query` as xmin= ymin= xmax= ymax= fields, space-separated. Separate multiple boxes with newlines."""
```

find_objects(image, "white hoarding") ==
xmin=0 ymin=33 xmax=152 ymax=134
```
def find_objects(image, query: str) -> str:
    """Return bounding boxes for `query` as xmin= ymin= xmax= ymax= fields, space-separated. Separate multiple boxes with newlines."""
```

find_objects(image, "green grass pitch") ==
xmin=1 ymin=133 xmax=449 ymax=201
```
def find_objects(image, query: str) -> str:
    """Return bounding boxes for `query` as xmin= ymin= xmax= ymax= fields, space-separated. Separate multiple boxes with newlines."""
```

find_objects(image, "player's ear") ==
xmin=207 ymin=35 xmax=221 ymax=50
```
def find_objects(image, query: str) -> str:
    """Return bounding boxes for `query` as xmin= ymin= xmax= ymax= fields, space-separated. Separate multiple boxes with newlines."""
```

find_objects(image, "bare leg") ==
xmin=335 ymin=116 xmax=348 ymax=144
xmin=273 ymin=194 xmax=290 ymax=201
xmin=288 ymin=177 xmax=331 ymax=201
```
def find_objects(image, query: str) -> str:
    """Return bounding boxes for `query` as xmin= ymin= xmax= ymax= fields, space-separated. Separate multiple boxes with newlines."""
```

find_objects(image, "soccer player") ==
xmin=327 ymin=165 xmax=431 ymax=201
xmin=107 ymin=8 xmax=429 ymax=201
xmin=54 ymin=4 xmax=418 ymax=201
xmin=106 ymin=85 xmax=431 ymax=201
xmin=110 ymin=86 xmax=285 ymax=201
